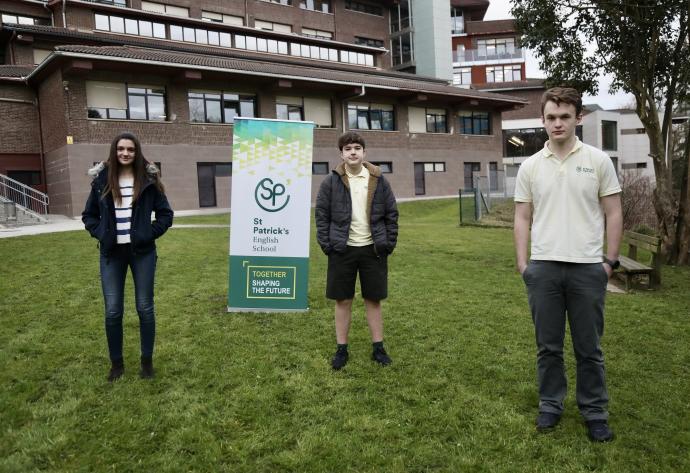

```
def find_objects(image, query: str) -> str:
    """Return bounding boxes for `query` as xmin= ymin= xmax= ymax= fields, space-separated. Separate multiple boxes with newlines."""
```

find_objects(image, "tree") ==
xmin=512 ymin=0 xmax=690 ymax=264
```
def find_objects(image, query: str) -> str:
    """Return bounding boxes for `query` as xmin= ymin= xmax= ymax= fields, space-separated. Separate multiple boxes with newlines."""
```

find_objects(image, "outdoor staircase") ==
xmin=0 ymin=174 xmax=50 ymax=227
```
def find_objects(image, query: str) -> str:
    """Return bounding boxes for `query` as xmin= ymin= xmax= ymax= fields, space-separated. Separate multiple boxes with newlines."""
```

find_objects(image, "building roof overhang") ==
xmin=25 ymin=45 xmax=527 ymax=110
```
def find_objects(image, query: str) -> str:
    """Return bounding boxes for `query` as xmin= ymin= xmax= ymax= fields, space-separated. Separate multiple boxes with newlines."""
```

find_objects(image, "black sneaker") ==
xmin=535 ymin=412 xmax=561 ymax=431
xmin=371 ymin=347 xmax=392 ymax=366
xmin=107 ymin=361 xmax=124 ymax=382
xmin=331 ymin=348 xmax=349 ymax=370
xmin=140 ymin=358 xmax=155 ymax=379
xmin=586 ymin=420 xmax=614 ymax=442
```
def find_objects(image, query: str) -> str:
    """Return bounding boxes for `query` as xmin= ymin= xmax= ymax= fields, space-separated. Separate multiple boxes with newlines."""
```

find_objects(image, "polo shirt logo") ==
xmin=576 ymin=166 xmax=595 ymax=174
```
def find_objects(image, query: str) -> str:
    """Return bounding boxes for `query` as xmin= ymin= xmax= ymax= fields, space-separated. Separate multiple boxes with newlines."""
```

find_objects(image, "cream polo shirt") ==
xmin=346 ymin=165 xmax=374 ymax=246
xmin=514 ymin=137 xmax=621 ymax=263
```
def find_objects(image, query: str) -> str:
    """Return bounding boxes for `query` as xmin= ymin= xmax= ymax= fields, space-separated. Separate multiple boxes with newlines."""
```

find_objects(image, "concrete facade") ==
xmin=411 ymin=0 xmax=452 ymax=81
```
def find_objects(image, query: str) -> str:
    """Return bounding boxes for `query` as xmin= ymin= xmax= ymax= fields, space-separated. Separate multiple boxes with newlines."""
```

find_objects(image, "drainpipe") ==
xmin=9 ymin=31 xmax=17 ymax=64
xmin=35 ymin=88 xmax=49 ymax=205
xmin=340 ymin=85 xmax=366 ymax=132
xmin=42 ymin=0 xmax=54 ymax=25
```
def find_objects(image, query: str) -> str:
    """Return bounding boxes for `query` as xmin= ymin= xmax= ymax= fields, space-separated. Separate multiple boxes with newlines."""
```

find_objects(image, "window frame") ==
xmin=189 ymin=90 xmax=257 ymax=124
xmin=458 ymin=111 xmax=491 ymax=136
xmin=370 ymin=161 xmax=393 ymax=173
xmin=312 ymin=162 xmax=330 ymax=175
xmin=87 ymin=82 xmax=167 ymax=121
xmin=347 ymin=103 xmax=395 ymax=131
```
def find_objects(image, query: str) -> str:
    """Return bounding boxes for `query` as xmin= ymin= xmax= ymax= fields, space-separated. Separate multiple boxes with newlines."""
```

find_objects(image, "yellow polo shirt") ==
xmin=346 ymin=165 xmax=374 ymax=246
xmin=514 ymin=138 xmax=621 ymax=263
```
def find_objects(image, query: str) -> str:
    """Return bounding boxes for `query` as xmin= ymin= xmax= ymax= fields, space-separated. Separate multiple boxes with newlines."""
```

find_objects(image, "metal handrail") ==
xmin=0 ymin=174 xmax=49 ymax=217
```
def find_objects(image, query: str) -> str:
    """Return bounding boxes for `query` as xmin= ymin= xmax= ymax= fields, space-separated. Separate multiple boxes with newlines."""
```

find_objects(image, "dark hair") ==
xmin=103 ymin=132 xmax=164 ymax=204
xmin=337 ymin=131 xmax=366 ymax=151
xmin=540 ymin=87 xmax=583 ymax=117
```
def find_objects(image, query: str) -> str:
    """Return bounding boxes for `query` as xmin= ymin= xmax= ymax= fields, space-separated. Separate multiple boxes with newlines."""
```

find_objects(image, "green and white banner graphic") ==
xmin=228 ymin=118 xmax=314 ymax=312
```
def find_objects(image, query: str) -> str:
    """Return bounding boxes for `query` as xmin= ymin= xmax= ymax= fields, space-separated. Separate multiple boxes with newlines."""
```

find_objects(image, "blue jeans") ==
xmin=100 ymin=244 xmax=157 ymax=362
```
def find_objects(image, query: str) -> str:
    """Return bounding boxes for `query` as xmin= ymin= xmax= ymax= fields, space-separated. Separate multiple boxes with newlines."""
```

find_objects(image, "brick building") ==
xmin=449 ymin=0 xmax=525 ymax=89
xmin=0 ymin=0 xmax=525 ymax=216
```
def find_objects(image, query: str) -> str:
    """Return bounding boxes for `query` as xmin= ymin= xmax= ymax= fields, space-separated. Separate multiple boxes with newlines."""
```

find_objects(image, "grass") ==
xmin=1 ymin=199 xmax=689 ymax=472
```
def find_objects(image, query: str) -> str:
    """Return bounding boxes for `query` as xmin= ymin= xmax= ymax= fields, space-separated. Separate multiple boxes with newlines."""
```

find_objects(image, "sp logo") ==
xmin=255 ymin=178 xmax=290 ymax=212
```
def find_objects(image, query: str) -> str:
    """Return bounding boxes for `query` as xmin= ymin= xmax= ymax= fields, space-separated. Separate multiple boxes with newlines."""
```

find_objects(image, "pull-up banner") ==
xmin=228 ymin=118 xmax=314 ymax=312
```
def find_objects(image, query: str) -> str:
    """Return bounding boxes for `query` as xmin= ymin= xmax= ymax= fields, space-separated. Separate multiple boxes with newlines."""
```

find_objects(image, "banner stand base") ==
xmin=227 ymin=307 xmax=310 ymax=313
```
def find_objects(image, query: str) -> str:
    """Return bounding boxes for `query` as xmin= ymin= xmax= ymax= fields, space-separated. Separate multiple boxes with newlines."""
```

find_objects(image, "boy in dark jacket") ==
xmin=315 ymin=132 xmax=398 ymax=370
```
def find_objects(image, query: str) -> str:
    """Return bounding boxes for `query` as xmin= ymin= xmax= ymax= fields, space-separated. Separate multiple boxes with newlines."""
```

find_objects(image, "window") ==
xmin=277 ymin=96 xmax=333 ymax=125
xmin=201 ymin=11 xmax=244 ymax=26
xmin=622 ymin=162 xmax=647 ymax=170
xmin=7 ymin=170 xmax=41 ymax=186
xmin=458 ymin=111 xmax=490 ymax=135
xmin=302 ymin=28 xmax=333 ymax=39
xmin=389 ymin=0 xmax=411 ymax=32
xmin=602 ymin=120 xmax=617 ymax=151
xmin=344 ymin=0 xmax=383 ymax=16
xmin=86 ymin=81 xmax=166 ymax=121
xmin=503 ymin=128 xmax=549 ymax=157
xmin=464 ymin=162 xmax=480 ymax=190
xmin=477 ymin=38 xmax=515 ymax=58
xmin=189 ymin=91 xmax=256 ymax=124
xmin=312 ymin=162 xmax=329 ymax=175
xmin=354 ymin=37 xmax=384 ymax=48
xmin=348 ymin=103 xmax=395 ymax=131
xmin=127 ymin=86 xmax=166 ymax=121
xmin=170 ymin=24 xmax=231 ymax=46
xmin=423 ymin=162 xmax=445 ymax=172
xmin=94 ymin=14 xmax=165 ymax=38
xmin=450 ymin=7 xmax=464 ymax=34
xmin=409 ymin=107 xmax=446 ymax=133
xmin=486 ymin=65 xmax=521 ymax=83
xmin=276 ymin=96 xmax=304 ymax=121
xmin=141 ymin=1 xmax=189 ymax=17
xmin=390 ymin=31 xmax=413 ymax=66
xmin=300 ymin=0 xmax=331 ymax=13
xmin=340 ymin=50 xmax=374 ymax=66
xmin=255 ymin=20 xmax=292 ymax=33
xmin=426 ymin=109 xmax=447 ymax=133
xmin=1 ymin=14 xmax=50 ymax=25
xmin=371 ymin=162 xmax=392 ymax=173
xmin=453 ymin=68 xmax=471 ymax=86
xmin=260 ymin=0 xmax=292 ymax=5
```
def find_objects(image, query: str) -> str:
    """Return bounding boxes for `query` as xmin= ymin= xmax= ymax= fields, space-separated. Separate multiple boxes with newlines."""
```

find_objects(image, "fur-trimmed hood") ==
xmin=334 ymin=161 xmax=382 ymax=178
xmin=87 ymin=161 xmax=161 ymax=179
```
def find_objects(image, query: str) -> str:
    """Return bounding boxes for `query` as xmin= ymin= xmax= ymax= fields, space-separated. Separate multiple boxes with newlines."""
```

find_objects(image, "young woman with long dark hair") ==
xmin=82 ymin=132 xmax=173 ymax=381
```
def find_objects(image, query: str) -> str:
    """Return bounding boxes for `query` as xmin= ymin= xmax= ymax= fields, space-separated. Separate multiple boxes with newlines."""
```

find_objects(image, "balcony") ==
xmin=453 ymin=47 xmax=525 ymax=65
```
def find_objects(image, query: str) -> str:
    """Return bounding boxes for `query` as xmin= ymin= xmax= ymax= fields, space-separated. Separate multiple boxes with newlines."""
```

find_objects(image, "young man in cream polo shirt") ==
xmin=315 ymin=132 xmax=398 ymax=370
xmin=514 ymin=87 xmax=623 ymax=442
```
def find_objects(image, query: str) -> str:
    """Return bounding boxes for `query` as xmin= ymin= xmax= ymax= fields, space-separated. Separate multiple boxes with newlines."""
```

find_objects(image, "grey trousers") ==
xmin=522 ymin=260 xmax=610 ymax=421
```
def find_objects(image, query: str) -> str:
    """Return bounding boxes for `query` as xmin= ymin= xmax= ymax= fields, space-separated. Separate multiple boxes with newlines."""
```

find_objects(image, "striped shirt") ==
xmin=115 ymin=176 xmax=134 ymax=244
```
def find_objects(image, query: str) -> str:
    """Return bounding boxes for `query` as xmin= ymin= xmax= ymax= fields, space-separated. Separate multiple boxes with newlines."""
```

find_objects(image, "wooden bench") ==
xmin=616 ymin=231 xmax=662 ymax=291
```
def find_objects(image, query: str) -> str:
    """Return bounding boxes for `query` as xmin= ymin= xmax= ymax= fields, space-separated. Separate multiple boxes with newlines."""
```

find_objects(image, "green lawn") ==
xmin=1 ymin=199 xmax=688 ymax=472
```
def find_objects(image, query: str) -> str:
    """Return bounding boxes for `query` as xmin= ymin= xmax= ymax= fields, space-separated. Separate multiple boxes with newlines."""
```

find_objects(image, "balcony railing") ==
xmin=454 ymin=48 xmax=525 ymax=63
xmin=84 ymin=0 xmax=127 ymax=7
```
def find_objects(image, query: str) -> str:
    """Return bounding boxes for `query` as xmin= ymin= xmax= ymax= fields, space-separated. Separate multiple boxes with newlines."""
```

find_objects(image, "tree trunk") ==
xmin=674 ymin=124 xmax=690 ymax=265
xmin=647 ymin=132 xmax=678 ymax=262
